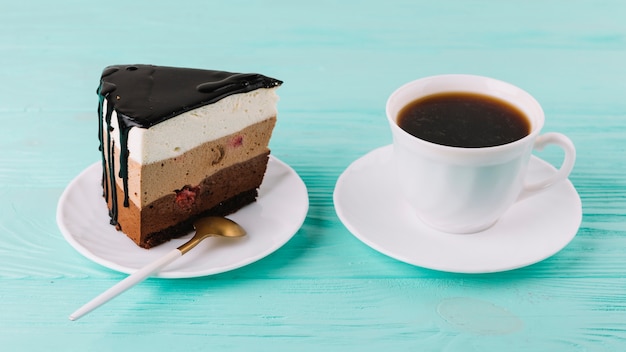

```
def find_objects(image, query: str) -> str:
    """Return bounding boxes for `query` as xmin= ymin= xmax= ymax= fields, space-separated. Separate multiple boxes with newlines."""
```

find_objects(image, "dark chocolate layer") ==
xmin=142 ymin=189 xmax=258 ymax=249
xmin=99 ymin=65 xmax=282 ymax=127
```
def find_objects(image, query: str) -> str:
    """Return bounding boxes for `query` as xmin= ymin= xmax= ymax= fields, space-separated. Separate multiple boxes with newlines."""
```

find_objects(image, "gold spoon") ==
xmin=69 ymin=216 xmax=246 ymax=321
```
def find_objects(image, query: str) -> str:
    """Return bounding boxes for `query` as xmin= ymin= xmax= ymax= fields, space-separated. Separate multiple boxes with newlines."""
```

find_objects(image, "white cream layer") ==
xmin=104 ymin=88 xmax=279 ymax=165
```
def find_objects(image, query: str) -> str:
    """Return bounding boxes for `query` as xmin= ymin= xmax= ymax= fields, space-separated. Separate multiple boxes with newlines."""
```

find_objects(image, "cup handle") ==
xmin=518 ymin=132 xmax=576 ymax=201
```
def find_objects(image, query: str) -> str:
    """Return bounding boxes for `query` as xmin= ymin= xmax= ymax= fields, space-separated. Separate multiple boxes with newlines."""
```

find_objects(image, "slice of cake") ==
xmin=97 ymin=64 xmax=282 ymax=248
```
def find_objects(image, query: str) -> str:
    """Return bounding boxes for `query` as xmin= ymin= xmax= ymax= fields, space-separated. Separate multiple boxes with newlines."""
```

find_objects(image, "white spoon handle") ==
xmin=69 ymin=248 xmax=182 ymax=321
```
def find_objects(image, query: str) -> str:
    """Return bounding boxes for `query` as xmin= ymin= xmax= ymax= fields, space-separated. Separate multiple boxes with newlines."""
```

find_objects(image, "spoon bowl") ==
xmin=179 ymin=216 xmax=247 ymax=254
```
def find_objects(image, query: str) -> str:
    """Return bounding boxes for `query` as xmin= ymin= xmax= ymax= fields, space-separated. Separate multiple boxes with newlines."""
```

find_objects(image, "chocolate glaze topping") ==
xmin=97 ymin=64 xmax=282 ymax=227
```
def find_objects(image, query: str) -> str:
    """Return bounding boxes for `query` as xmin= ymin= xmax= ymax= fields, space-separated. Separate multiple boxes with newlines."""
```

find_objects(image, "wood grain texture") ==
xmin=1 ymin=0 xmax=625 ymax=351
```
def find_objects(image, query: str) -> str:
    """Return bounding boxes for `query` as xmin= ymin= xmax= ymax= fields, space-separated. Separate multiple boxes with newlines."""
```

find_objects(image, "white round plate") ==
xmin=57 ymin=156 xmax=308 ymax=278
xmin=334 ymin=145 xmax=582 ymax=274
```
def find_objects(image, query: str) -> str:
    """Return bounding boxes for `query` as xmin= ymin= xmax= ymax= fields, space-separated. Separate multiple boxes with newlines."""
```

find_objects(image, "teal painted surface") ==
xmin=1 ymin=0 xmax=625 ymax=350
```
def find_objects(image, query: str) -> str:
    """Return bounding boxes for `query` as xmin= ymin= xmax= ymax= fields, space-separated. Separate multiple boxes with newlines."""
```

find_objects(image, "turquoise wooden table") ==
xmin=2 ymin=0 xmax=625 ymax=350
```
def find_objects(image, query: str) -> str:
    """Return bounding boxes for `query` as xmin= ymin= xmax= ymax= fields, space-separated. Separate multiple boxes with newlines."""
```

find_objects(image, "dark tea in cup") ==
xmin=397 ymin=92 xmax=531 ymax=148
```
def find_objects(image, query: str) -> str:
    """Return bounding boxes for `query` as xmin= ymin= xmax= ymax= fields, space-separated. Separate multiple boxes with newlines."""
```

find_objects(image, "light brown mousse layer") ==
xmin=103 ymin=117 xmax=276 ymax=248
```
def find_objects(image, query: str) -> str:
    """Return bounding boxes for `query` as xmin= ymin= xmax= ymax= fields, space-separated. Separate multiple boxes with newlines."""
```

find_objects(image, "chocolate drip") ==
xmin=104 ymin=100 xmax=117 ymax=225
xmin=97 ymin=93 xmax=106 ymax=196
xmin=116 ymin=114 xmax=141 ymax=208
xmin=96 ymin=64 xmax=282 ymax=227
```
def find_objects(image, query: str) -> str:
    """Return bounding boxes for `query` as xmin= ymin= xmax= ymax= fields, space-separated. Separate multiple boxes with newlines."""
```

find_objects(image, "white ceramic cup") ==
xmin=386 ymin=74 xmax=576 ymax=233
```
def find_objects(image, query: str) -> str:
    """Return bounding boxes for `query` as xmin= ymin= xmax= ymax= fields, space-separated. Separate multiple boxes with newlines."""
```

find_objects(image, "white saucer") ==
xmin=57 ymin=156 xmax=309 ymax=278
xmin=334 ymin=145 xmax=582 ymax=274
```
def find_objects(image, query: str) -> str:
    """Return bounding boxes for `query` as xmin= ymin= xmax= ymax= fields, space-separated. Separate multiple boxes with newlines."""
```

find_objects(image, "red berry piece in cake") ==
xmin=174 ymin=185 xmax=200 ymax=211
xmin=230 ymin=135 xmax=244 ymax=148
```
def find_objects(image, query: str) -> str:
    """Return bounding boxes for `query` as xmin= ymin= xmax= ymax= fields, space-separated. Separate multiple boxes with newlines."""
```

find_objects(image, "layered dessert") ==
xmin=97 ymin=64 xmax=282 ymax=248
